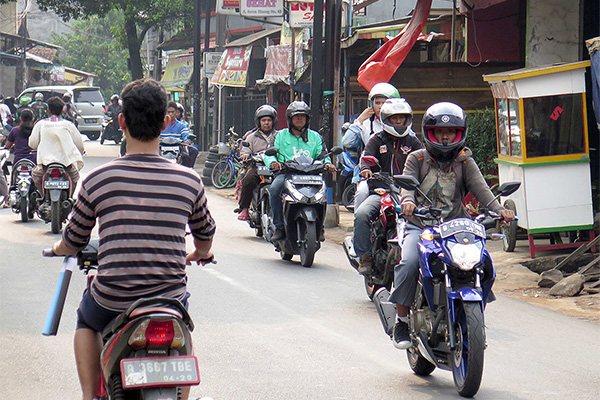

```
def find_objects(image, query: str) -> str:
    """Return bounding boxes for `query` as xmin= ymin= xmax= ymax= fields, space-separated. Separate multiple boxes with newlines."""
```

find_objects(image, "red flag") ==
xmin=357 ymin=0 xmax=433 ymax=91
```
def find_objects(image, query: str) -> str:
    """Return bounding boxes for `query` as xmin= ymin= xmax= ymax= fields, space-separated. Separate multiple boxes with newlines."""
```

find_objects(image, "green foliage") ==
xmin=466 ymin=108 xmax=498 ymax=176
xmin=51 ymin=11 xmax=131 ymax=101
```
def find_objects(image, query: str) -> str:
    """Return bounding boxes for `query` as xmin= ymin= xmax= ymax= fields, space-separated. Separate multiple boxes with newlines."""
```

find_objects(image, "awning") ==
xmin=160 ymin=50 xmax=194 ymax=92
xmin=210 ymin=45 xmax=253 ymax=87
xmin=224 ymin=27 xmax=281 ymax=48
xmin=157 ymin=26 xmax=264 ymax=51
xmin=26 ymin=51 xmax=53 ymax=69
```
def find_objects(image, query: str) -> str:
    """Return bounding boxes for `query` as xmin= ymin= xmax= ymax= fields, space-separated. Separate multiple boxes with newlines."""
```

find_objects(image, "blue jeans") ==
xmin=269 ymin=173 xmax=286 ymax=228
xmin=388 ymin=224 xmax=422 ymax=306
xmin=353 ymin=193 xmax=382 ymax=256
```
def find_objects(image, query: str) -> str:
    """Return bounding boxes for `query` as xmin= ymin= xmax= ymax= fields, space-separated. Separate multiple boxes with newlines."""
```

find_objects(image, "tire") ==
xmin=407 ymin=348 xmax=436 ymax=376
xmin=86 ymin=132 xmax=100 ymax=141
xmin=100 ymin=136 xmax=105 ymax=145
xmin=280 ymin=251 xmax=293 ymax=260
xmin=299 ymin=219 xmax=317 ymax=267
xmin=452 ymin=301 xmax=485 ymax=398
xmin=51 ymin=199 xmax=61 ymax=234
xmin=20 ymin=196 xmax=28 ymax=222
xmin=502 ymin=199 xmax=518 ymax=252
xmin=211 ymin=160 xmax=234 ymax=189
xmin=341 ymin=183 xmax=356 ymax=213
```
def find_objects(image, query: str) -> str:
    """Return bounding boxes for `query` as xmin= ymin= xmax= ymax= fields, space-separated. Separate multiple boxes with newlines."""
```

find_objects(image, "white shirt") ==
xmin=353 ymin=116 xmax=384 ymax=147
xmin=29 ymin=116 xmax=85 ymax=169
xmin=0 ymin=104 xmax=11 ymax=126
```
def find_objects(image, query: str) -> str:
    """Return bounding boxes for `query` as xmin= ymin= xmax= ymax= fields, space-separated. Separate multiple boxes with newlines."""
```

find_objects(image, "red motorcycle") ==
xmin=342 ymin=156 xmax=403 ymax=300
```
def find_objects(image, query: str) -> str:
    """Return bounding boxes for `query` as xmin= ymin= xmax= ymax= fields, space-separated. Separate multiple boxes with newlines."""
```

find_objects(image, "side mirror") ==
xmin=497 ymin=181 xmax=521 ymax=197
xmin=393 ymin=174 xmax=420 ymax=191
xmin=242 ymin=141 xmax=250 ymax=148
xmin=330 ymin=146 xmax=343 ymax=156
xmin=361 ymin=155 xmax=380 ymax=168
xmin=265 ymin=147 xmax=278 ymax=157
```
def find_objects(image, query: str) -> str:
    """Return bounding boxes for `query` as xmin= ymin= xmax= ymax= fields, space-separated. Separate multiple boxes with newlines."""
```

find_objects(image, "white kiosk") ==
xmin=483 ymin=61 xmax=595 ymax=257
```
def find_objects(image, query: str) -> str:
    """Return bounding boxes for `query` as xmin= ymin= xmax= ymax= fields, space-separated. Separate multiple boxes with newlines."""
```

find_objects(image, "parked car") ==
xmin=18 ymin=86 xmax=105 ymax=141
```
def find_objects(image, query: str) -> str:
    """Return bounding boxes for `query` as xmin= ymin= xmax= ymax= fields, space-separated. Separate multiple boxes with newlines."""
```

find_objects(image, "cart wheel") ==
xmin=502 ymin=199 xmax=518 ymax=252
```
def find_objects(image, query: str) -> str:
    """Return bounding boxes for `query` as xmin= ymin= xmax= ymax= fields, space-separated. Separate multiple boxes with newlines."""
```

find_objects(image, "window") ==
xmin=74 ymin=89 xmax=104 ymax=103
xmin=523 ymin=94 xmax=585 ymax=158
xmin=496 ymin=99 xmax=521 ymax=157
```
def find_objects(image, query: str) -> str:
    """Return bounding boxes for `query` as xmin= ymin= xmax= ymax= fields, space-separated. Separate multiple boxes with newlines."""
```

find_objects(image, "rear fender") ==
xmin=49 ymin=189 xmax=63 ymax=202
xmin=141 ymin=387 xmax=179 ymax=400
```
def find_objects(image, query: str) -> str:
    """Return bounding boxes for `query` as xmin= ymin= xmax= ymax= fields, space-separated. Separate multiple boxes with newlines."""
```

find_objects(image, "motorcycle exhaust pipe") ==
xmin=373 ymin=287 xmax=397 ymax=337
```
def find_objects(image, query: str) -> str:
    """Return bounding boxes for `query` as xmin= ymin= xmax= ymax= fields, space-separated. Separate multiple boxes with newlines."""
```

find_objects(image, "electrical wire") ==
xmin=464 ymin=11 xmax=481 ymax=67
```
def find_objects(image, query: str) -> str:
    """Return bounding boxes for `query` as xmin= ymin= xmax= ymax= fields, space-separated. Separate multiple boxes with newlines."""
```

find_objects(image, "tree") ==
xmin=51 ymin=11 xmax=131 ymax=100
xmin=35 ymin=0 xmax=192 ymax=80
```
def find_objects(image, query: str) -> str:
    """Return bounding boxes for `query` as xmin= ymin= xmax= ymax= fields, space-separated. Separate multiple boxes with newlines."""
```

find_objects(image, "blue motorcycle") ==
xmin=336 ymin=122 xmax=360 ymax=212
xmin=374 ymin=175 xmax=520 ymax=398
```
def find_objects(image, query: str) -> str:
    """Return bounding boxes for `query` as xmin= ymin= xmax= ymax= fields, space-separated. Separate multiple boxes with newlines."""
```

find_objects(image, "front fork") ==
xmin=445 ymin=268 xmax=484 ymax=350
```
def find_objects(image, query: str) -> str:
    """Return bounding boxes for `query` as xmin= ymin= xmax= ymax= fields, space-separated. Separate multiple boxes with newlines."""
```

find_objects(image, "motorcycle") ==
xmin=373 ymin=174 xmax=520 ymax=398
xmin=336 ymin=148 xmax=358 ymax=213
xmin=237 ymin=142 xmax=273 ymax=237
xmin=342 ymin=156 xmax=403 ymax=300
xmin=159 ymin=137 xmax=184 ymax=164
xmin=0 ymin=148 xmax=10 ymax=205
xmin=100 ymin=111 xmax=122 ymax=145
xmin=42 ymin=242 xmax=201 ymax=399
xmin=8 ymin=158 xmax=38 ymax=222
xmin=37 ymin=163 xmax=74 ymax=234
xmin=263 ymin=146 xmax=343 ymax=267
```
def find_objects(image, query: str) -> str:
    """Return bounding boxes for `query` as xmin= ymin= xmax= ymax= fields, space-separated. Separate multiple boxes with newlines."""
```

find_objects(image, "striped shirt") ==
xmin=63 ymin=154 xmax=216 ymax=311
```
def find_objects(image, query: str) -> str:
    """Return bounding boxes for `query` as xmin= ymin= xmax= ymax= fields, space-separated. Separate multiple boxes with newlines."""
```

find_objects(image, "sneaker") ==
xmin=237 ymin=209 xmax=249 ymax=221
xmin=271 ymin=227 xmax=286 ymax=241
xmin=357 ymin=254 xmax=373 ymax=275
xmin=392 ymin=321 xmax=411 ymax=350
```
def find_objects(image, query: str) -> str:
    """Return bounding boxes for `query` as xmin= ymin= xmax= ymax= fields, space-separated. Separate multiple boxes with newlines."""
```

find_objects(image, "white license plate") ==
xmin=44 ymin=180 xmax=69 ymax=189
xmin=291 ymin=175 xmax=322 ymax=185
xmin=84 ymin=118 xmax=97 ymax=123
xmin=161 ymin=146 xmax=180 ymax=153
xmin=121 ymin=356 xmax=200 ymax=389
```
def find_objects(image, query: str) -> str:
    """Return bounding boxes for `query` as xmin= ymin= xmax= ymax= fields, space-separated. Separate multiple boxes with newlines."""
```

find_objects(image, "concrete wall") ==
xmin=18 ymin=0 xmax=73 ymax=42
xmin=0 ymin=2 xmax=17 ymax=34
xmin=526 ymin=0 xmax=580 ymax=66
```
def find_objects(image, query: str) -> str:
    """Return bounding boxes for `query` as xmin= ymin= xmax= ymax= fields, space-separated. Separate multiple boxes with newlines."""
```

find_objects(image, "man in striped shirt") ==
xmin=51 ymin=79 xmax=216 ymax=400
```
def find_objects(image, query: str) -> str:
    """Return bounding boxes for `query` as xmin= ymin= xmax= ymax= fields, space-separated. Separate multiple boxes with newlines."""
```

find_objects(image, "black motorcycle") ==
xmin=100 ymin=111 xmax=122 ymax=144
xmin=38 ymin=163 xmax=74 ymax=234
xmin=8 ymin=158 xmax=38 ymax=222
xmin=263 ymin=146 xmax=342 ymax=267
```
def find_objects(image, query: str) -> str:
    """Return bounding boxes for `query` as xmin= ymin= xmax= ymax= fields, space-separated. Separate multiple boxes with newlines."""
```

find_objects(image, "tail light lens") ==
xmin=21 ymin=165 xmax=30 ymax=172
xmin=128 ymin=319 xmax=185 ymax=349
xmin=50 ymin=168 xmax=62 ymax=178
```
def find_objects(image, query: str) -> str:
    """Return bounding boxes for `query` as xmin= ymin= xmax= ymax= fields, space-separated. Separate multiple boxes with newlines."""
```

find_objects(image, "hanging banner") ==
xmin=161 ymin=51 xmax=194 ymax=92
xmin=210 ymin=45 xmax=253 ymax=87
xmin=241 ymin=0 xmax=284 ymax=17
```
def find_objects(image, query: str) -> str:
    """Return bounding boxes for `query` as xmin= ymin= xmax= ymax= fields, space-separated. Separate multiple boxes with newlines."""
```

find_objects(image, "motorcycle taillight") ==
xmin=128 ymin=319 xmax=185 ymax=349
xmin=21 ymin=165 xmax=30 ymax=172
xmin=50 ymin=168 xmax=62 ymax=178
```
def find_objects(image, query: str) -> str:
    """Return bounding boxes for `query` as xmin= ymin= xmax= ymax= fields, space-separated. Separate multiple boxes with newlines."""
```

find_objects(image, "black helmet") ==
xmin=422 ymin=102 xmax=468 ymax=162
xmin=380 ymin=98 xmax=413 ymax=138
xmin=255 ymin=104 xmax=277 ymax=129
xmin=285 ymin=101 xmax=311 ymax=131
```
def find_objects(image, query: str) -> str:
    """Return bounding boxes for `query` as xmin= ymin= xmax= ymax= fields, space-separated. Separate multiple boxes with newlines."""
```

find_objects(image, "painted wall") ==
xmin=526 ymin=0 xmax=580 ymax=66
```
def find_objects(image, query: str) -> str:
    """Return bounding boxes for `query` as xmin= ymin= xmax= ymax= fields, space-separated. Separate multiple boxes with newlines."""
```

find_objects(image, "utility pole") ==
xmin=202 ymin=2 xmax=212 ymax=150
xmin=322 ymin=0 xmax=342 ymax=151
xmin=193 ymin=0 xmax=202 ymax=149
xmin=310 ymin=0 xmax=324 ymax=131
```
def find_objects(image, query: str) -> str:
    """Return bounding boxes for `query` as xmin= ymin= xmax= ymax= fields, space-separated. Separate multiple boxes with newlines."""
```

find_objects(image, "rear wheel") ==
xmin=407 ymin=348 xmax=436 ymax=376
xmin=51 ymin=199 xmax=61 ymax=234
xmin=20 ymin=196 xmax=28 ymax=222
xmin=86 ymin=131 xmax=100 ymax=141
xmin=452 ymin=301 xmax=485 ymax=398
xmin=299 ymin=219 xmax=317 ymax=267
xmin=211 ymin=160 xmax=234 ymax=189
xmin=341 ymin=183 xmax=356 ymax=213
xmin=501 ymin=199 xmax=518 ymax=252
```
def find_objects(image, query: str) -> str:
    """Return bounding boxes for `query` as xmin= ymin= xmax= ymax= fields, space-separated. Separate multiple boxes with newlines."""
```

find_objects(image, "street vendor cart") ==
xmin=483 ymin=61 xmax=596 ymax=258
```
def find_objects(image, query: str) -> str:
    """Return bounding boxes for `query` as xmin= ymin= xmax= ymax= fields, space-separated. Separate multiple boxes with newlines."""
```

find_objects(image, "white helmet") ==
xmin=380 ymin=98 xmax=413 ymax=137
xmin=34 ymin=92 xmax=44 ymax=101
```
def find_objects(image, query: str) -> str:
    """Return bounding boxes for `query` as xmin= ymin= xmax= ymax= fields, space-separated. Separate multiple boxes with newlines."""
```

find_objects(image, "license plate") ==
xmin=161 ymin=146 xmax=180 ymax=153
xmin=291 ymin=175 xmax=322 ymax=185
xmin=44 ymin=180 xmax=69 ymax=189
xmin=84 ymin=118 xmax=97 ymax=123
xmin=439 ymin=218 xmax=486 ymax=239
xmin=121 ymin=356 xmax=200 ymax=389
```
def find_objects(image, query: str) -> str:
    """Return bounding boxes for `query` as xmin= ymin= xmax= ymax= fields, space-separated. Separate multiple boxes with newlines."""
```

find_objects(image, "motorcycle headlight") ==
xmin=448 ymin=242 xmax=482 ymax=271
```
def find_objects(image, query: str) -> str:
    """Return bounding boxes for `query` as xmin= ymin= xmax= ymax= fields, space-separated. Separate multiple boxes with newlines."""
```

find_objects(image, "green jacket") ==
xmin=263 ymin=128 xmax=331 ymax=169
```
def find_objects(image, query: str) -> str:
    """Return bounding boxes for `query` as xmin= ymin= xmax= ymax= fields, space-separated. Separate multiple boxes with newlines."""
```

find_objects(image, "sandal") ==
xmin=237 ymin=209 xmax=249 ymax=221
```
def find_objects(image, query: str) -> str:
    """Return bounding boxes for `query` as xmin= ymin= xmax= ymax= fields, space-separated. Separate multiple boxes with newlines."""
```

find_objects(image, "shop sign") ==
xmin=210 ymin=45 xmax=253 ymax=87
xmin=202 ymin=52 xmax=223 ymax=80
xmin=240 ymin=0 xmax=284 ymax=17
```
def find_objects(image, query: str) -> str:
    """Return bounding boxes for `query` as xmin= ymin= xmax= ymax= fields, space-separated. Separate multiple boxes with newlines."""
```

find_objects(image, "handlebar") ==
xmin=42 ymin=248 xmax=56 ymax=257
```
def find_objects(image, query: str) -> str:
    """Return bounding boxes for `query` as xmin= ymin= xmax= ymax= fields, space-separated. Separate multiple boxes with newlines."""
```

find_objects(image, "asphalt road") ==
xmin=1 ymin=141 xmax=599 ymax=399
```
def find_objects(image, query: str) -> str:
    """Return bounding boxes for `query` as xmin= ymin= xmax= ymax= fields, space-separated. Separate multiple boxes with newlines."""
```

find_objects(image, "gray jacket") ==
xmin=240 ymin=128 xmax=276 ymax=156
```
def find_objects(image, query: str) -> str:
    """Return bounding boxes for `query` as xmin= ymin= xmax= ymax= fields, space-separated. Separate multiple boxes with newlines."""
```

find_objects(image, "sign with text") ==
xmin=202 ymin=52 xmax=223 ymax=80
xmin=210 ymin=45 xmax=253 ymax=87
xmin=217 ymin=0 xmax=240 ymax=15
xmin=289 ymin=1 xmax=315 ymax=28
xmin=240 ymin=0 xmax=284 ymax=16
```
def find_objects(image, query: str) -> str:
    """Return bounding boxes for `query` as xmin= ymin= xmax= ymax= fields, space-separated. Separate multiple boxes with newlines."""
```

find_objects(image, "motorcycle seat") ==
xmin=129 ymin=306 xmax=183 ymax=319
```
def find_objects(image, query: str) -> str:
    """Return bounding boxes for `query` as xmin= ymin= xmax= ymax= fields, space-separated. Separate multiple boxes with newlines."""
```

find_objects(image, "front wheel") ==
xmin=20 ymin=196 xmax=28 ymax=222
xmin=51 ymin=199 xmax=61 ymax=234
xmin=452 ymin=301 xmax=485 ymax=398
xmin=299 ymin=219 xmax=317 ymax=267
xmin=501 ymin=199 xmax=518 ymax=252
xmin=211 ymin=159 xmax=234 ymax=189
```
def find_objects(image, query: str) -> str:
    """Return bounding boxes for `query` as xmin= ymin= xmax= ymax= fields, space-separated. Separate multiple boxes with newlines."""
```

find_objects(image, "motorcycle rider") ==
xmin=4 ymin=108 xmax=37 ymax=165
xmin=237 ymin=104 xmax=278 ymax=221
xmin=106 ymin=94 xmax=122 ymax=117
xmin=353 ymin=98 xmax=422 ymax=275
xmin=161 ymin=101 xmax=199 ymax=168
xmin=30 ymin=92 xmax=49 ymax=121
xmin=389 ymin=102 xmax=515 ymax=349
xmin=16 ymin=95 xmax=34 ymax=121
xmin=342 ymin=82 xmax=401 ymax=209
xmin=29 ymin=97 xmax=85 ymax=194
xmin=263 ymin=100 xmax=336 ymax=241
xmin=0 ymin=93 xmax=13 ymax=135
xmin=50 ymin=78 xmax=216 ymax=400
xmin=61 ymin=92 xmax=80 ymax=127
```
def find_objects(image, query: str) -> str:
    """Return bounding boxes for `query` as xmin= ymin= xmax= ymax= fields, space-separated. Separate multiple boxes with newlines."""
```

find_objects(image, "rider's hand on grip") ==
xmin=360 ymin=169 xmax=373 ymax=180
xmin=401 ymin=201 xmax=416 ymax=217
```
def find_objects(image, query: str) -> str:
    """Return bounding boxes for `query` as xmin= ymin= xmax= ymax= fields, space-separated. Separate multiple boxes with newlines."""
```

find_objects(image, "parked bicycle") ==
xmin=211 ymin=127 xmax=244 ymax=189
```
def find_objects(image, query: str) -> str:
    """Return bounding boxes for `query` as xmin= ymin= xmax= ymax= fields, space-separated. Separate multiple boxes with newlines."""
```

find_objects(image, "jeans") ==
xmin=388 ymin=224 xmax=422 ymax=306
xmin=353 ymin=193 xmax=381 ymax=256
xmin=269 ymin=173 xmax=286 ymax=228
xmin=353 ymin=180 xmax=370 ymax=210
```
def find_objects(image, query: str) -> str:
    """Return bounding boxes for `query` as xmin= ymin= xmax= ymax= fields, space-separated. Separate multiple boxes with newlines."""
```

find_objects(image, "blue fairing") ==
xmin=448 ymin=288 xmax=484 ymax=302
